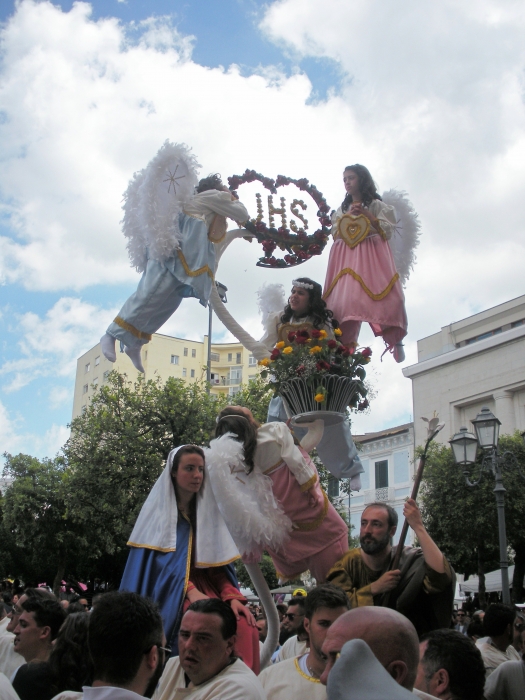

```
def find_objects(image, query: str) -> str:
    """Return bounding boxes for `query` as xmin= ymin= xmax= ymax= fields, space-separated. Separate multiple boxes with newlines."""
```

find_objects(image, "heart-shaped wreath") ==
xmin=228 ymin=170 xmax=332 ymax=268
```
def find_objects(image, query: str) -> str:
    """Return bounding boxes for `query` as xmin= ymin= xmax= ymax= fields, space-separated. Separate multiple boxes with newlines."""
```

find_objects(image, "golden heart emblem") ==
xmin=337 ymin=213 xmax=370 ymax=248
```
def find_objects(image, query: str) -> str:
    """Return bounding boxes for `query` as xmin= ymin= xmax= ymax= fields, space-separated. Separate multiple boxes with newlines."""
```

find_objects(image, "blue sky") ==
xmin=1 ymin=0 xmax=525 ymax=458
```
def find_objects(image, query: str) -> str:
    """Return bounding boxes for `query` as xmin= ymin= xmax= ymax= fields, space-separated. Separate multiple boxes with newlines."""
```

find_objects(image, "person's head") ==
xmin=14 ymin=597 xmax=66 ymax=662
xmin=215 ymin=414 xmax=258 ymax=474
xmin=455 ymin=609 xmax=467 ymax=624
xmin=48 ymin=613 xmax=94 ymax=694
xmin=415 ymin=629 xmax=485 ymax=700
xmin=255 ymin=615 xmax=267 ymax=643
xmin=217 ymin=405 xmax=260 ymax=429
xmin=512 ymin=612 xmax=525 ymax=652
xmin=483 ymin=603 xmax=516 ymax=644
xmin=179 ymin=599 xmax=237 ymax=686
xmin=282 ymin=596 xmax=306 ymax=636
xmin=196 ymin=174 xmax=226 ymax=194
xmin=466 ymin=620 xmax=484 ymax=642
xmin=88 ymin=591 xmax=164 ymax=695
xmin=341 ymin=164 xmax=380 ymax=210
xmin=320 ymin=606 xmax=419 ymax=689
xmin=281 ymin=278 xmax=337 ymax=330
xmin=304 ymin=585 xmax=349 ymax=665
xmin=360 ymin=502 xmax=398 ymax=556
xmin=169 ymin=445 xmax=206 ymax=504
xmin=6 ymin=586 xmax=55 ymax=634
xmin=276 ymin=603 xmax=287 ymax=622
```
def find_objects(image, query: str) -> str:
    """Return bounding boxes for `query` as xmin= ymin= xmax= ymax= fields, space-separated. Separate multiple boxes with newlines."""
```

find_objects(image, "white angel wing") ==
xmin=257 ymin=283 xmax=286 ymax=325
xmin=121 ymin=140 xmax=200 ymax=272
xmin=204 ymin=435 xmax=292 ymax=560
xmin=382 ymin=189 xmax=421 ymax=286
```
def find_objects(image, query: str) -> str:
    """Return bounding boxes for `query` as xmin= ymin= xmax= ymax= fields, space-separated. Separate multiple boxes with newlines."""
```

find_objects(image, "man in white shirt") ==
xmin=476 ymin=603 xmax=520 ymax=678
xmin=260 ymin=584 xmax=349 ymax=700
xmin=153 ymin=599 xmax=265 ymax=700
xmin=272 ymin=596 xmax=309 ymax=663
xmin=84 ymin=590 xmax=166 ymax=699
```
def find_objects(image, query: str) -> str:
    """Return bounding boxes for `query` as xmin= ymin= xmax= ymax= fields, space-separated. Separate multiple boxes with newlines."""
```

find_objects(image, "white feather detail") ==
xmin=382 ymin=189 xmax=421 ymax=286
xmin=257 ymin=284 xmax=286 ymax=326
xmin=204 ymin=435 xmax=292 ymax=560
xmin=122 ymin=140 xmax=201 ymax=272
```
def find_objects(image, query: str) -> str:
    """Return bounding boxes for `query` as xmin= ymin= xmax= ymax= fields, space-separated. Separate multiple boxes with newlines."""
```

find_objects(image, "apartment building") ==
xmin=72 ymin=333 xmax=260 ymax=419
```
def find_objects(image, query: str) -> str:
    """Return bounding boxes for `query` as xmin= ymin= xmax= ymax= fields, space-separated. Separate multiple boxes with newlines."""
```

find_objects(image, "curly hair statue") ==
xmin=280 ymin=277 xmax=339 ymax=330
xmin=196 ymin=173 xmax=225 ymax=193
xmin=341 ymin=164 xmax=382 ymax=211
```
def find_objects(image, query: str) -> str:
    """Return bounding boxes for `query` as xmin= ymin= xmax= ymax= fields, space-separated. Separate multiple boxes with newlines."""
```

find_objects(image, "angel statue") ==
xmin=100 ymin=141 xmax=249 ymax=372
xmin=323 ymin=164 xmax=420 ymax=363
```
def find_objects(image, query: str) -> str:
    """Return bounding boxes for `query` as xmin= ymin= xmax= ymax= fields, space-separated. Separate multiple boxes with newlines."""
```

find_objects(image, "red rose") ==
xmin=288 ymin=331 xmax=296 ymax=342
xmin=316 ymin=360 xmax=331 ymax=371
xmin=296 ymin=364 xmax=305 ymax=375
xmin=342 ymin=348 xmax=351 ymax=357
xmin=358 ymin=399 xmax=370 ymax=411
xmin=361 ymin=347 xmax=372 ymax=358
xmin=327 ymin=339 xmax=338 ymax=349
xmin=270 ymin=349 xmax=280 ymax=360
xmin=311 ymin=329 xmax=322 ymax=338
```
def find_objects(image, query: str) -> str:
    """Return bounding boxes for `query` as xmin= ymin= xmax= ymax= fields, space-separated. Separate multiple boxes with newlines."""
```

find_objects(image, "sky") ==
xmin=1 ymin=0 xmax=525 ymax=460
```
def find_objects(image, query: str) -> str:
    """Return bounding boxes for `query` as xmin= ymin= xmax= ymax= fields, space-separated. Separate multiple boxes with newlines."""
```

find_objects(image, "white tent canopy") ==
xmin=459 ymin=565 xmax=524 ymax=593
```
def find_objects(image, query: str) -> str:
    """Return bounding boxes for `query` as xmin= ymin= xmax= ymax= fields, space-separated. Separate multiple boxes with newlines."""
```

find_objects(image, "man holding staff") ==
xmin=326 ymin=500 xmax=454 ymax=635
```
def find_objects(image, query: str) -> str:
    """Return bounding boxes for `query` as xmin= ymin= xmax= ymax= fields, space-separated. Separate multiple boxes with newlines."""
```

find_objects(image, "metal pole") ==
xmin=492 ymin=449 xmax=511 ymax=605
xmin=206 ymin=302 xmax=212 ymax=394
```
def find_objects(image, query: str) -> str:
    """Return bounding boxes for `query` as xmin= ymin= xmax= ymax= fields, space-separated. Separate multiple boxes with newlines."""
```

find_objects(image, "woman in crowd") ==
xmin=323 ymin=165 xmax=407 ymax=362
xmin=120 ymin=445 xmax=260 ymax=673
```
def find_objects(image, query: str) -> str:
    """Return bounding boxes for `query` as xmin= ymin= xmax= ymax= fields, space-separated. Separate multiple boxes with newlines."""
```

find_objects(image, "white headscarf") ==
xmin=127 ymin=446 xmax=240 ymax=567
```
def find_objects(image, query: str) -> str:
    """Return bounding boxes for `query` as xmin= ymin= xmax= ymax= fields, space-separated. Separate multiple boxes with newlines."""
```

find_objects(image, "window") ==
xmin=93 ymin=377 xmax=98 ymax=386
xmin=81 ymin=406 xmax=87 ymax=414
xmin=210 ymin=352 xmax=220 ymax=362
xmin=192 ymin=349 xmax=196 ymax=358
xmin=184 ymin=348 xmax=188 ymax=356
xmin=511 ymin=319 xmax=525 ymax=328
xmin=236 ymin=352 xmax=241 ymax=364
xmin=103 ymin=370 xmax=110 ymax=380
xmin=229 ymin=386 xmax=240 ymax=396
xmin=171 ymin=355 xmax=179 ymax=365
xmin=182 ymin=368 xmax=187 ymax=377
xmin=85 ymin=363 xmax=90 ymax=373
xmin=190 ymin=369 xmax=195 ymax=378
xmin=95 ymin=356 xmax=100 ymax=366
xmin=82 ymin=384 xmax=88 ymax=394
xmin=229 ymin=367 xmax=242 ymax=384
xmin=228 ymin=353 xmax=233 ymax=362
xmin=249 ymin=354 xmax=257 ymax=366
xmin=375 ymin=460 xmax=389 ymax=489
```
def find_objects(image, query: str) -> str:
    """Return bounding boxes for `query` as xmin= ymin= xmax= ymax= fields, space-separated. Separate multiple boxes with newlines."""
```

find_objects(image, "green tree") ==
xmin=228 ymin=377 xmax=274 ymax=425
xmin=2 ymin=453 xmax=87 ymax=594
xmin=419 ymin=433 xmax=525 ymax=605
xmin=235 ymin=554 xmax=279 ymax=594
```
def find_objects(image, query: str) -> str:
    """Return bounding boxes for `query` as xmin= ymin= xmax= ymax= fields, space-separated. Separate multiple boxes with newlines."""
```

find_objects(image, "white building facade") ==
xmin=347 ymin=423 xmax=415 ymax=546
xmin=403 ymin=294 xmax=525 ymax=449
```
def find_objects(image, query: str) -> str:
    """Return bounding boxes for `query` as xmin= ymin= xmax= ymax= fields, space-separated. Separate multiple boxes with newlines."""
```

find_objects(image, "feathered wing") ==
xmin=257 ymin=283 xmax=286 ymax=326
xmin=122 ymin=140 xmax=201 ymax=272
xmin=382 ymin=189 xmax=421 ymax=286
xmin=204 ymin=435 xmax=292 ymax=560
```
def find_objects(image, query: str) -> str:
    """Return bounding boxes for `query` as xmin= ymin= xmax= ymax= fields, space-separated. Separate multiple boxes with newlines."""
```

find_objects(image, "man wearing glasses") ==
xmin=454 ymin=609 xmax=469 ymax=635
xmin=273 ymin=596 xmax=308 ymax=663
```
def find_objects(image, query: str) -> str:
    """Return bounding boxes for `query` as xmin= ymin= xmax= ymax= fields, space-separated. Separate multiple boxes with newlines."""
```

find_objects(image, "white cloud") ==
xmin=0 ymin=399 xmax=69 ymax=459
xmin=2 ymin=0 xmax=525 ymax=450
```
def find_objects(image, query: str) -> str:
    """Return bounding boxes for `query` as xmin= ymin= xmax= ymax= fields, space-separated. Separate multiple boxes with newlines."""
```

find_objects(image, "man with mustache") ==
xmin=326 ymin=500 xmax=454 ymax=635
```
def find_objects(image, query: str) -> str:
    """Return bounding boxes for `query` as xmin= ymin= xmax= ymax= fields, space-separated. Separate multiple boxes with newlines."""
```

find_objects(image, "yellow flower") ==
xmin=309 ymin=345 xmax=323 ymax=354
xmin=334 ymin=328 xmax=342 ymax=336
xmin=275 ymin=341 xmax=285 ymax=349
xmin=283 ymin=346 xmax=293 ymax=354
xmin=318 ymin=329 xmax=327 ymax=339
xmin=258 ymin=358 xmax=271 ymax=366
xmin=314 ymin=393 xmax=325 ymax=403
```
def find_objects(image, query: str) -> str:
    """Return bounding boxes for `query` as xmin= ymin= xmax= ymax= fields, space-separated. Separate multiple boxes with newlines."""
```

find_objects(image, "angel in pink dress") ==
xmin=323 ymin=165 xmax=408 ymax=363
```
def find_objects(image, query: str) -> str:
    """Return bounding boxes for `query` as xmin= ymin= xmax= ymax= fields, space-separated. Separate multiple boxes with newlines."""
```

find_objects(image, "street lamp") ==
xmin=206 ymin=282 xmax=228 ymax=394
xmin=449 ymin=407 xmax=525 ymax=605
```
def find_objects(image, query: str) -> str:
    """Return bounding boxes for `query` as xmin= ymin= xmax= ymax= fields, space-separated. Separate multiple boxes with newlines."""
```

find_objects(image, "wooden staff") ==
xmin=382 ymin=421 xmax=444 ymax=605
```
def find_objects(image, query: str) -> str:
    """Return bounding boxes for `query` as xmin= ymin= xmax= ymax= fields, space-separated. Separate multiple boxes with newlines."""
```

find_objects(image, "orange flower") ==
xmin=275 ymin=341 xmax=285 ymax=349
xmin=314 ymin=393 xmax=325 ymax=402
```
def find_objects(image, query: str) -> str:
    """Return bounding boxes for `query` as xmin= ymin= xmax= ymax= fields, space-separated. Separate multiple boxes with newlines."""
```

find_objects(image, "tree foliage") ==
xmin=419 ymin=433 xmax=525 ymax=603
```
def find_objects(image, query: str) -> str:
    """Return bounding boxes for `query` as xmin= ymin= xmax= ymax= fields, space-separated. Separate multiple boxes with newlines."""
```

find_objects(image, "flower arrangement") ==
xmin=258 ymin=328 xmax=371 ymax=411
xmin=227 ymin=170 xmax=332 ymax=268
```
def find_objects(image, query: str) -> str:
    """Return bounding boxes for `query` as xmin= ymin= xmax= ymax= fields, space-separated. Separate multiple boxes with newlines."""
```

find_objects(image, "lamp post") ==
xmin=449 ymin=407 xmax=525 ymax=605
xmin=206 ymin=282 xmax=228 ymax=394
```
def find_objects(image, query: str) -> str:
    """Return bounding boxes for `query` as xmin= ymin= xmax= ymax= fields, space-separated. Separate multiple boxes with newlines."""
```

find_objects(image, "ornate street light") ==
xmin=449 ymin=407 xmax=525 ymax=605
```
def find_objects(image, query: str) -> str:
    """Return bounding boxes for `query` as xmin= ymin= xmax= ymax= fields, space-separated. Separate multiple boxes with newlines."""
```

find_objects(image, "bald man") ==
xmin=320 ymin=606 xmax=420 ymax=692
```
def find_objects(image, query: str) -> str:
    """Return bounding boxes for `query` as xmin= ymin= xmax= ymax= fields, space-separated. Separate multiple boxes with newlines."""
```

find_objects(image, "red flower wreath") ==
xmin=227 ymin=170 xmax=332 ymax=268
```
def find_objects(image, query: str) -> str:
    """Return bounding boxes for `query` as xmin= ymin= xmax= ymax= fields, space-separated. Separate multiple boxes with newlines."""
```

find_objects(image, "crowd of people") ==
xmin=1 ymin=579 xmax=524 ymax=700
